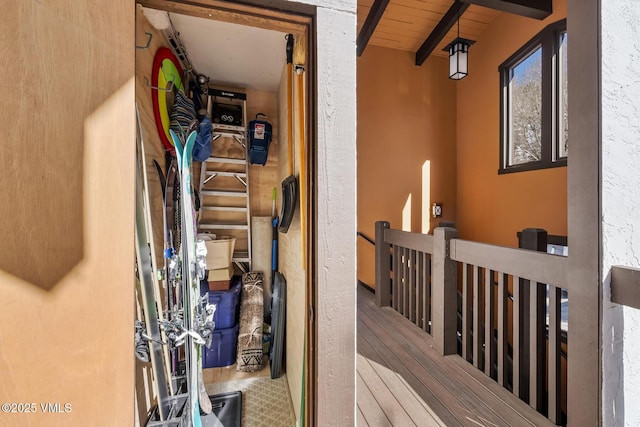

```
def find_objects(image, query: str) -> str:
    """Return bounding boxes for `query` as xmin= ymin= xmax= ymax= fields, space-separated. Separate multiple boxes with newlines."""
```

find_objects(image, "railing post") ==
xmin=375 ymin=221 xmax=391 ymax=307
xmin=432 ymin=226 xmax=458 ymax=355
xmin=520 ymin=228 xmax=547 ymax=409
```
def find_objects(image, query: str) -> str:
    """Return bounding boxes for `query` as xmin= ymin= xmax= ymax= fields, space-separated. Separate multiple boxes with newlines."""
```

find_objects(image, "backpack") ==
xmin=248 ymin=114 xmax=273 ymax=166
xmin=192 ymin=116 xmax=212 ymax=162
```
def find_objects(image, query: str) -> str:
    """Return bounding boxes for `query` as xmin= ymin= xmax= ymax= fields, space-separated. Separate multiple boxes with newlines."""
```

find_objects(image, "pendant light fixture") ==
xmin=442 ymin=12 xmax=475 ymax=80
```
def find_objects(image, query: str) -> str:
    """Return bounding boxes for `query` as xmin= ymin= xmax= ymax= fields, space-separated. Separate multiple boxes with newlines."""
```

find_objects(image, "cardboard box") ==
xmin=208 ymin=265 xmax=234 ymax=281
xmin=209 ymin=279 xmax=231 ymax=291
xmin=204 ymin=237 xmax=236 ymax=270
xmin=207 ymin=265 xmax=234 ymax=291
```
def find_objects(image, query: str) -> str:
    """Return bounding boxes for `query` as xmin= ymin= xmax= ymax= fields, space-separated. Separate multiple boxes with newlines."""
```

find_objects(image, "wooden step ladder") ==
xmin=198 ymin=90 xmax=251 ymax=272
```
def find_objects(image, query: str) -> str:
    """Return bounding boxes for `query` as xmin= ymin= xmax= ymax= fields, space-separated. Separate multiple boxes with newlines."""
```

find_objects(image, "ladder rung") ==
xmin=206 ymin=157 xmax=247 ymax=165
xmin=205 ymin=171 xmax=247 ymax=178
xmin=201 ymin=190 xmax=248 ymax=198
xmin=212 ymin=131 xmax=245 ymax=141
xmin=199 ymin=223 xmax=249 ymax=230
xmin=233 ymin=251 xmax=250 ymax=261
xmin=200 ymin=206 xmax=248 ymax=212
xmin=212 ymin=124 xmax=245 ymax=133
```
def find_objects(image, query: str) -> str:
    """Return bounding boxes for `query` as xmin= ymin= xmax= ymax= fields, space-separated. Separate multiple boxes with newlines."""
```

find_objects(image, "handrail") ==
xmin=357 ymin=231 xmax=375 ymax=246
xmin=450 ymin=239 xmax=570 ymax=291
xmin=384 ymin=228 xmax=434 ymax=254
xmin=611 ymin=265 xmax=640 ymax=309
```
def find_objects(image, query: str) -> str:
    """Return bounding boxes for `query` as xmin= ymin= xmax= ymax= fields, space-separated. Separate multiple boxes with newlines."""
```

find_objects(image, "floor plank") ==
xmin=357 ymin=372 xmax=393 ymax=427
xmin=357 ymin=404 xmax=369 ymax=426
xmin=359 ymin=291 xmax=519 ymax=426
xmin=356 ymin=286 xmax=554 ymax=427
xmin=358 ymin=310 xmax=473 ymax=426
xmin=357 ymin=355 xmax=417 ymax=426
xmin=358 ymin=315 xmax=465 ymax=426
xmin=361 ymin=354 xmax=445 ymax=426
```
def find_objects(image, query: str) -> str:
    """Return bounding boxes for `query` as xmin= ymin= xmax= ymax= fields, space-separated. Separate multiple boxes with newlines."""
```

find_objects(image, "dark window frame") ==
xmin=499 ymin=19 xmax=567 ymax=174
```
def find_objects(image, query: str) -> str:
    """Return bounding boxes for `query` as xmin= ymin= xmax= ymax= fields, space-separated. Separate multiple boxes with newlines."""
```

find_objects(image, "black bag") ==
xmin=248 ymin=114 xmax=273 ymax=166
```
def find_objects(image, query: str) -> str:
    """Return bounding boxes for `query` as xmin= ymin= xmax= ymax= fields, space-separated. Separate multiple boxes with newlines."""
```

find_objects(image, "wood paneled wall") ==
xmin=0 ymin=0 xmax=135 ymax=425
xmin=246 ymin=90 xmax=280 ymax=216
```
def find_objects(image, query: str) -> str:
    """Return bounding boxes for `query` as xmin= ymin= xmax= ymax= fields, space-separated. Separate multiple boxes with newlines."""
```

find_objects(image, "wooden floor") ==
xmin=357 ymin=286 xmax=553 ymax=427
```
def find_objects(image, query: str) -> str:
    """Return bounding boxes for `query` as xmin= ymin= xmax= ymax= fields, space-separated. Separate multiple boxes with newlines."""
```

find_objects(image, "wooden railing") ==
xmin=375 ymin=221 xmax=569 ymax=425
xmin=375 ymin=222 xmax=439 ymax=335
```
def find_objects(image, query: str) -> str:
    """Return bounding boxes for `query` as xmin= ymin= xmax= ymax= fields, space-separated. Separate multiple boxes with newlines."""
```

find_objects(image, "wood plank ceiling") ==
xmin=357 ymin=0 xmax=501 ymax=58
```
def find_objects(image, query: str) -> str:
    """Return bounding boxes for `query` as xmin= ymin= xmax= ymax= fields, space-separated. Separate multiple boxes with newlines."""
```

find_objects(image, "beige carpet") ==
xmin=206 ymin=373 xmax=296 ymax=427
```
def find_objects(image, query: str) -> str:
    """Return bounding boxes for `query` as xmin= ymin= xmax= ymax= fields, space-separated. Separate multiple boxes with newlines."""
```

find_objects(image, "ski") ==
xmin=154 ymin=157 xmax=181 ymax=388
xmin=171 ymin=127 xmax=211 ymax=427
xmin=136 ymin=105 xmax=175 ymax=396
xmin=135 ymin=150 xmax=171 ymax=421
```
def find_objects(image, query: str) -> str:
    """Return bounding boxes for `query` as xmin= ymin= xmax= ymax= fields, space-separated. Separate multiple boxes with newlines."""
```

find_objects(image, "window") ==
xmin=499 ymin=20 xmax=567 ymax=173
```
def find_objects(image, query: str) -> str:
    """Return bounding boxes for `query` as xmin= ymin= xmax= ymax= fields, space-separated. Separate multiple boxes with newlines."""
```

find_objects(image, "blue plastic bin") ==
xmin=203 ymin=324 xmax=239 ymax=368
xmin=200 ymin=278 xmax=241 ymax=330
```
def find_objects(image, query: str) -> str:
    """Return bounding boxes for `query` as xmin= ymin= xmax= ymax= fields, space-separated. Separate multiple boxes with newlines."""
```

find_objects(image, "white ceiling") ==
xmin=169 ymin=12 xmax=287 ymax=92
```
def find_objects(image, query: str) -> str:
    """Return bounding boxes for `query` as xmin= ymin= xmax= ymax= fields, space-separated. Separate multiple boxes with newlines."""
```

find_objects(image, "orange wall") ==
xmin=357 ymin=46 xmax=457 ymax=286
xmin=456 ymin=0 xmax=568 ymax=247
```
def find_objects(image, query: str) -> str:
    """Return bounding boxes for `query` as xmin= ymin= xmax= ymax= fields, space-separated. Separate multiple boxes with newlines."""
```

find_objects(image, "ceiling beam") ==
xmin=415 ymin=1 xmax=469 ymax=66
xmin=357 ymin=0 xmax=390 ymax=57
xmin=460 ymin=0 xmax=552 ymax=20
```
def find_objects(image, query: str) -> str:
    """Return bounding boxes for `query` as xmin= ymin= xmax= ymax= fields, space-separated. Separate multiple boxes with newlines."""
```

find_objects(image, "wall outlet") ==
xmin=432 ymin=203 xmax=442 ymax=218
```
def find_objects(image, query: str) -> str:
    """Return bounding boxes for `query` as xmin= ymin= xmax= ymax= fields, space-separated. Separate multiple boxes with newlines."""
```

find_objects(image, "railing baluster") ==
xmin=529 ymin=280 xmax=545 ymax=410
xmin=393 ymin=245 xmax=399 ymax=311
xmin=513 ymin=275 xmax=521 ymax=398
xmin=402 ymin=247 xmax=407 ymax=315
xmin=473 ymin=266 xmax=482 ymax=369
xmin=549 ymin=285 xmax=562 ymax=423
xmin=462 ymin=263 xmax=472 ymax=362
xmin=409 ymin=249 xmax=416 ymax=323
xmin=398 ymin=247 xmax=403 ymax=316
xmin=497 ymin=273 xmax=507 ymax=386
xmin=422 ymin=252 xmax=428 ymax=330
xmin=518 ymin=277 xmax=530 ymax=402
xmin=485 ymin=269 xmax=496 ymax=378
xmin=403 ymin=247 xmax=409 ymax=318
xmin=425 ymin=253 xmax=431 ymax=333
xmin=374 ymin=221 xmax=391 ymax=307
xmin=396 ymin=247 xmax=401 ymax=313
xmin=416 ymin=251 xmax=423 ymax=328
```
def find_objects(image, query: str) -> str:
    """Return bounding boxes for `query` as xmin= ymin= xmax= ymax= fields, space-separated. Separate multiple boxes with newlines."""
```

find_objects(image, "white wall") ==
xmin=285 ymin=0 xmax=357 ymax=425
xmin=601 ymin=1 xmax=640 ymax=425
